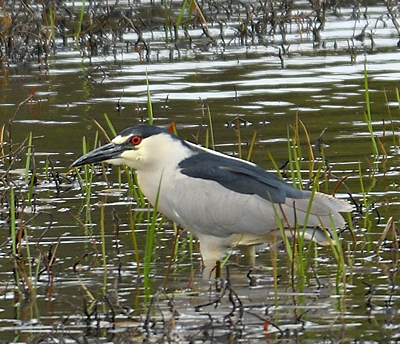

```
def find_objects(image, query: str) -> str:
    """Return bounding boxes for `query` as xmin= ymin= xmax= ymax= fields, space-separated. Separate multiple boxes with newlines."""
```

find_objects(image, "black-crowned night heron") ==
xmin=71 ymin=124 xmax=352 ymax=268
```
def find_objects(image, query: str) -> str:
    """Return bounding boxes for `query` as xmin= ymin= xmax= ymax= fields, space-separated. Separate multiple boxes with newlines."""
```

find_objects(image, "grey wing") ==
xmin=167 ymin=172 xmax=283 ymax=237
xmin=178 ymin=153 xmax=304 ymax=204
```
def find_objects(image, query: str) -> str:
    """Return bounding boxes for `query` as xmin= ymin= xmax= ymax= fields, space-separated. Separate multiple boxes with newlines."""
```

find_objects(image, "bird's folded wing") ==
xmin=179 ymin=153 xmax=304 ymax=204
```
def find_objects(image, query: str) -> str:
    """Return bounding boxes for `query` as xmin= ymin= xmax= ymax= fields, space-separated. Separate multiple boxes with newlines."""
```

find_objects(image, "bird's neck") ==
xmin=135 ymin=135 xmax=195 ymax=204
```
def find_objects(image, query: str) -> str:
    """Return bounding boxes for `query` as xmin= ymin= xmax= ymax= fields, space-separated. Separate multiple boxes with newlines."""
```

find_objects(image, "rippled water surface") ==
xmin=0 ymin=0 xmax=400 ymax=342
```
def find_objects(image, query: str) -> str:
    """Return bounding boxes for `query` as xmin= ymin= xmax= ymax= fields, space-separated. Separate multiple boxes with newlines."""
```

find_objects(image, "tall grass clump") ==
xmin=268 ymin=117 xmax=350 ymax=298
xmin=71 ymin=79 xmax=164 ymax=298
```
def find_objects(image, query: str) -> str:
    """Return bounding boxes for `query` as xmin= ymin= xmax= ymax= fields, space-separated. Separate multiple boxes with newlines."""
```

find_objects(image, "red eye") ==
xmin=130 ymin=135 xmax=142 ymax=145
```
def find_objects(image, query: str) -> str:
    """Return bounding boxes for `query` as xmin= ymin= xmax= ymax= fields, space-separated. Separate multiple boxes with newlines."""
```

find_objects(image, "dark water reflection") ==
xmin=1 ymin=0 xmax=400 ymax=342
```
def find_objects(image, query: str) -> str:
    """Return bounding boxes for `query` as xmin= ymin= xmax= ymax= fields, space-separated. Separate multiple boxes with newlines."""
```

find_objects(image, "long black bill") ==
xmin=70 ymin=142 xmax=125 ymax=168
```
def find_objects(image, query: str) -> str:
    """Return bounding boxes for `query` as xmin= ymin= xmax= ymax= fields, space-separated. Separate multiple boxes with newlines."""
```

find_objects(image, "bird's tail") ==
xmin=280 ymin=191 xmax=352 ymax=245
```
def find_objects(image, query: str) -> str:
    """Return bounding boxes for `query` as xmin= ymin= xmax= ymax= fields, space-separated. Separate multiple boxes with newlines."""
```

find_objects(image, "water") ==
xmin=0 ymin=0 xmax=400 ymax=342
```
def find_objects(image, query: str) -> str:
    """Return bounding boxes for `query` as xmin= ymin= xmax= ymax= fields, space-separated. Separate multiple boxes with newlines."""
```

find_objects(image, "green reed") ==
xmin=100 ymin=201 xmax=107 ymax=297
xmin=247 ymin=130 xmax=258 ymax=162
xmin=267 ymin=149 xmax=283 ymax=179
xmin=383 ymin=88 xmax=397 ymax=150
xmin=75 ymin=0 xmax=86 ymax=42
xmin=24 ymin=132 xmax=36 ymax=205
xmin=176 ymin=0 xmax=193 ymax=34
xmin=146 ymin=70 xmax=154 ymax=124
xmin=10 ymin=186 xmax=20 ymax=289
xmin=363 ymin=62 xmax=379 ymax=157
xmin=143 ymin=185 xmax=162 ymax=299
xmin=287 ymin=125 xmax=302 ymax=189
xmin=162 ymin=0 xmax=194 ymax=43
xmin=24 ymin=132 xmax=32 ymax=181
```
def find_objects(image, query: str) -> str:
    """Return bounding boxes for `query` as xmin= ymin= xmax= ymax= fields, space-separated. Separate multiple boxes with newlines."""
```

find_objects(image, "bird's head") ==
xmin=70 ymin=124 xmax=193 ymax=170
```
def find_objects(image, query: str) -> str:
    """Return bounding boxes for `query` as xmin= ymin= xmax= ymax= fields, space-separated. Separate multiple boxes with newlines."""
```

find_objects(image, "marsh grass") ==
xmin=79 ymin=114 xmax=166 ymax=297
xmin=266 ymin=115 xmax=352 ymax=297
xmin=0 ymin=0 xmax=385 ymax=67
xmin=277 ymin=74 xmax=400 ymax=295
